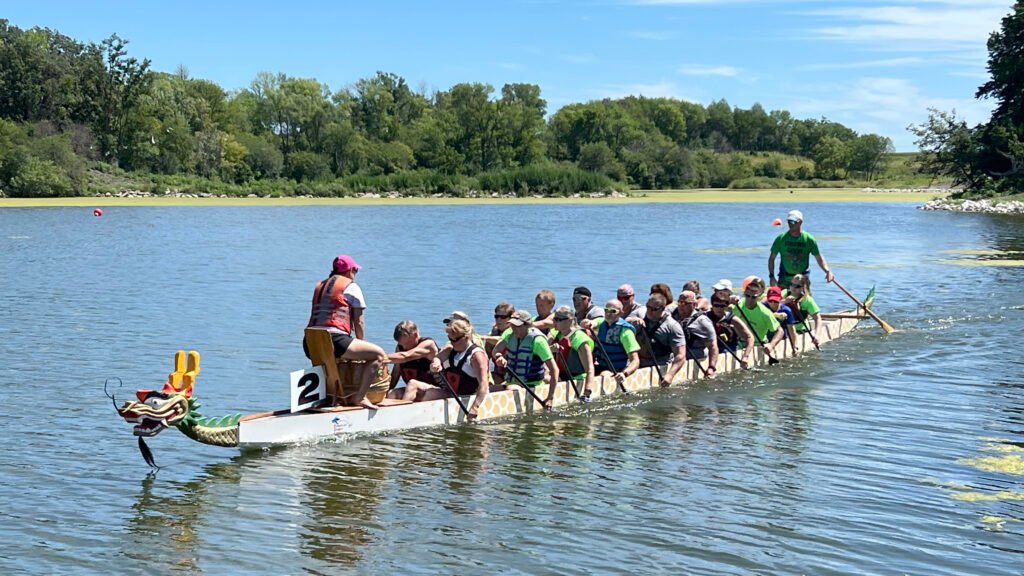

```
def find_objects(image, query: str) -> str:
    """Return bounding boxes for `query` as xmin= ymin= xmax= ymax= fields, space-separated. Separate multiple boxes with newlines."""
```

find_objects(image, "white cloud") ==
xmin=807 ymin=4 xmax=1008 ymax=49
xmin=797 ymin=57 xmax=924 ymax=71
xmin=678 ymin=64 xmax=739 ymax=77
xmin=787 ymin=76 xmax=993 ymax=149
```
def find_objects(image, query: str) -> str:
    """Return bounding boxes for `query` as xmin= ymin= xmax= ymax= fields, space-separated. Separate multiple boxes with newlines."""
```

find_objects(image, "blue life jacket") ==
xmin=507 ymin=329 xmax=546 ymax=384
xmin=595 ymin=319 xmax=635 ymax=372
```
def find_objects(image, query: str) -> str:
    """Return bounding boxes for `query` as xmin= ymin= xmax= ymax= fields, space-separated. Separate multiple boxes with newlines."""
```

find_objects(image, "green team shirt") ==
xmin=771 ymin=231 xmax=820 ymax=279
xmin=501 ymin=330 xmax=553 ymax=385
xmin=550 ymin=328 xmax=594 ymax=381
xmin=734 ymin=300 xmax=781 ymax=343
xmin=781 ymin=293 xmax=820 ymax=332
xmin=590 ymin=318 xmax=641 ymax=355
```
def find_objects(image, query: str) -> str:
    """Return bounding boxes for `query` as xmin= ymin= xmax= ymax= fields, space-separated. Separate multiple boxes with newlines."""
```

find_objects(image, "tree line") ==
xmin=912 ymin=2 xmax=1023 ymax=197
xmin=0 ymin=20 xmax=894 ymax=197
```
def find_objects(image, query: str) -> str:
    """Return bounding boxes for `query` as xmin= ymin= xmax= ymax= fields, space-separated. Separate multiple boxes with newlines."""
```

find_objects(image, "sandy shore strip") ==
xmin=0 ymin=188 xmax=946 ymax=208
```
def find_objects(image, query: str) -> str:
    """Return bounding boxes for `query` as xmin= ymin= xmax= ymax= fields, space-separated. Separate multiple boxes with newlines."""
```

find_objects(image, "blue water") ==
xmin=1 ymin=202 xmax=1022 ymax=575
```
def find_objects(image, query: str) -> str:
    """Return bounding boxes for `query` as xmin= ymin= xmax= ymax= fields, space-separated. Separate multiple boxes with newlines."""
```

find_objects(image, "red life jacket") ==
xmin=444 ymin=343 xmax=482 ymax=396
xmin=307 ymin=275 xmax=353 ymax=333
xmin=399 ymin=338 xmax=435 ymax=384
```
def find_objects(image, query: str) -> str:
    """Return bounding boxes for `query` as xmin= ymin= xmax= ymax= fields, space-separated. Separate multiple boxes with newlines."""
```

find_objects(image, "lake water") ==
xmin=1 ymin=202 xmax=1022 ymax=575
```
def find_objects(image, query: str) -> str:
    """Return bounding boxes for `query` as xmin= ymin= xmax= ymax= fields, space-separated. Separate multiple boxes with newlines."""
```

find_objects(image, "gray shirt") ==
xmin=675 ymin=309 xmax=715 ymax=360
xmin=639 ymin=313 xmax=686 ymax=365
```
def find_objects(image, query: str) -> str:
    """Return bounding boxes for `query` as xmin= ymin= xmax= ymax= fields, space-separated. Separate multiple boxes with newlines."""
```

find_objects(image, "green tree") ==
xmin=977 ymin=4 xmax=1024 ymax=126
xmin=847 ymin=134 xmax=894 ymax=179
xmin=812 ymin=136 xmax=848 ymax=179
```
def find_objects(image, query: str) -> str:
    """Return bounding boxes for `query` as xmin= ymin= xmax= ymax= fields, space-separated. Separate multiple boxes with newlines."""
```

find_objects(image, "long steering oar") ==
xmin=504 ymin=364 xmax=549 ymax=409
xmin=592 ymin=332 xmax=630 ymax=395
xmin=734 ymin=305 xmax=780 ymax=366
xmin=430 ymin=369 xmax=473 ymax=421
xmin=832 ymin=278 xmax=894 ymax=333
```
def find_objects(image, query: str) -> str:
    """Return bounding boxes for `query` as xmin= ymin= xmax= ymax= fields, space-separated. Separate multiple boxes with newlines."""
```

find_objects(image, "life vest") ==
xmin=506 ymin=329 xmax=546 ymax=383
xmin=678 ymin=311 xmax=708 ymax=359
xmin=554 ymin=329 xmax=588 ymax=379
xmin=444 ymin=343 xmax=482 ymax=396
xmin=642 ymin=317 xmax=674 ymax=363
xmin=398 ymin=338 xmax=435 ymax=385
xmin=707 ymin=310 xmax=739 ymax=348
xmin=307 ymin=275 xmax=353 ymax=333
xmin=595 ymin=319 xmax=635 ymax=372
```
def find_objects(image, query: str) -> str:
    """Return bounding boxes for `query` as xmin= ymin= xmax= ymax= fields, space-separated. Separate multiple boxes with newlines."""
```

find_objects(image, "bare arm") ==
xmin=580 ymin=342 xmax=595 ymax=393
xmin=731 ymin=317 xmax=755 ymax=364
xmin=388 ymin=340 xmax=438 ymax=364
xmin=468 ymin=349 xmax=490 ymax=415
xmin=663 ymin=347 xmax=687 ymax=385
xmin=706 ymin=336 xmax=719 ymax=376
xmin=352 ymin=308 xmax=365 ymax=340
xmin=765 ymin=326 xmax=785 ymax=353
xmin=768 ymin=252 xmax=778 ymax=286
xmin=543 ymin=357 xmax=560 ymax=403
xmin=815 ymin=254 xmax=834 ymax=282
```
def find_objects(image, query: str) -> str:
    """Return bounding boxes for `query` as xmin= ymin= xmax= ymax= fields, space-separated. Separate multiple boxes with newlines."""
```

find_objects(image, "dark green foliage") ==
xmin=0 ymin=20 xmax=897 ymax=197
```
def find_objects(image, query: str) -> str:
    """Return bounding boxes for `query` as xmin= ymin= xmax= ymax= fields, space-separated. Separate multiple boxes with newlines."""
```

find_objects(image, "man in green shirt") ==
xmin=768 ymin=209 xmax=835 ymax=288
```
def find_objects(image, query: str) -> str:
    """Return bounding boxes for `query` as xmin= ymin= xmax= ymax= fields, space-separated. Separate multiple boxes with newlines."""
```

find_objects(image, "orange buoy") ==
xmin=772 ymin=218 xmax=782 ymax=227
xmin=93 ymin=208 xmax=103 ymax=217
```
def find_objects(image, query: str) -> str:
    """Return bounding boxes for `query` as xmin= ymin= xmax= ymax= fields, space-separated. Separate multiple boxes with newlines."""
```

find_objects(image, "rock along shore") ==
xmin=920 ymin=197 xmax=1024 ymax=215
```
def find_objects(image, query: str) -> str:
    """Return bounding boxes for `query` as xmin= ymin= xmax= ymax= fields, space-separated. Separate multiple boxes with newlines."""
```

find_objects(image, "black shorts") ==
xmin=303 ymin=331 xmax=354 ymax=360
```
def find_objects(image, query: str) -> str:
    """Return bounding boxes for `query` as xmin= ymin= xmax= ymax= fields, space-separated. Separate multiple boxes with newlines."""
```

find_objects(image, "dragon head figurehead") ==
xmin=116 ymin=350 xmax=201 ymax=437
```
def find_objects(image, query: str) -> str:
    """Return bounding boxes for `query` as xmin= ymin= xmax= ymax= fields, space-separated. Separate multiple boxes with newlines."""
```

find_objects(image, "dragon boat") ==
xmin=114 ymin=306 xmax=869 ymax=457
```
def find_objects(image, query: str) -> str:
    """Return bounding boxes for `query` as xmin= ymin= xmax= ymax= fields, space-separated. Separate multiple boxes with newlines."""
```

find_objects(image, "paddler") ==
xmin=768 ymin=209 xmax=835 ymax=288
xmin=706 ymin=292 xmax=754 ymax=369
xmin=632 ymin=294 xmax=687 ymax=387
xmin=672 ymin=290 xmax=719 ymax=377
xmin=734 ymin=276 xmax=785 ymax=358
xmin=784 ymin=273 xmax=824 ymax=347
xmin=387 ymin=320 xmax=439 ymax=401
xmin=549 ymin=305 xmax=596 ymax=399
xmin=588 ymin=299 xmax=640 ymax=386
xmin=571 ymin=286 xmax=603 ymax=324
xmin=429 ymin=318 xmax=491 ymax=418
xmin=491 ymin=309 xmax=560 ymax=408
xmin=303 ymin=254 xmax=389 ymax=410
xmin=532 ymin=289 xmax=557 ymax=335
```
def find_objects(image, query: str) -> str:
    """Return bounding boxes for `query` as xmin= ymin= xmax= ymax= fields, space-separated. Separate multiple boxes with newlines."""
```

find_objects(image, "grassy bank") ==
xmin=0 ymin=188 xmax=946 ymax=208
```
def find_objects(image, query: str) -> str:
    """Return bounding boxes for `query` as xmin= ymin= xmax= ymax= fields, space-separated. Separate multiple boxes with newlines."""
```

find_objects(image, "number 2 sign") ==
xmin=290 ymin=366 xmax=327 ymax=413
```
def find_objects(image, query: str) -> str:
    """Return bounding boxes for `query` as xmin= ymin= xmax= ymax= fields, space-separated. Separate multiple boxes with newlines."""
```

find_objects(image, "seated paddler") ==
xmin=588 ymin=299 xmax=640 ymax=388
xmin=303 ymin=254 xmax=389 ymax=410
xmin=549 ymin=305 xmax=596 ymax=399
xmin=387 ymin=320 xmax=439 ymax=402
xmin=491 ymin=309 xmax=559 ymax=407
xmin=429 ymin=318 xmax=491 ymax=419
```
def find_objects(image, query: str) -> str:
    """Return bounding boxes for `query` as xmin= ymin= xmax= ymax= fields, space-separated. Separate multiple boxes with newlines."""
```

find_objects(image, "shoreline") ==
xmin=0 ymin=188 xmax=945 ymax=208
xmin=920 ymin=197 xmax=1024 ymax=215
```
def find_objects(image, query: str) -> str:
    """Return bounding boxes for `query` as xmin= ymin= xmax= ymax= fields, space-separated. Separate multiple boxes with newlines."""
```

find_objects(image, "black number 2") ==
xmin=297 ymin=372 xmax=321 ymax=405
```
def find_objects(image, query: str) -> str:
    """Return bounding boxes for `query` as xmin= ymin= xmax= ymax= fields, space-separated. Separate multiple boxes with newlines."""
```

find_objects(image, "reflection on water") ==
xmin=3 ymin=203 xmax=1024 ymax=574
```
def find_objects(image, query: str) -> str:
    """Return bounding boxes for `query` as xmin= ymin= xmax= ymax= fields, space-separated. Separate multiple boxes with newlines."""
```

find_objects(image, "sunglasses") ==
xmin=744 ymin=292 xmax=759 ymax=298
xmin=711 ymin=303 xmax=727 ymax=308
xmin=604 ymin=308 xmax=620 ymax=313
xmin=787 ymin=220 xmax=799 ymax=225
xmin=554 ymin=316 xmax=572 ymax=322
xmin=648 ymin=305 xmax=665 ymax=312
xmin=494 ymin=314 xmax=510 ymax=319
xmin=791 ymin=283 xmax=804 ymax=288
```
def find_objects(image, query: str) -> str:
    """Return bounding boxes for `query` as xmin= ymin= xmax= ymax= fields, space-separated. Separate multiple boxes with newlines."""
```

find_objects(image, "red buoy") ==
xmin=93 ymin=208 xmax=103 ymax=217
xmin=772 ymin=218 xmax=782 ymax=227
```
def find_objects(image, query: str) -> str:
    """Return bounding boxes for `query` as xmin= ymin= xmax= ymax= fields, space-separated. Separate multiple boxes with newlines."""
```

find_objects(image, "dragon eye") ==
xmin=145 ymin=396 xmax=163 ymax=408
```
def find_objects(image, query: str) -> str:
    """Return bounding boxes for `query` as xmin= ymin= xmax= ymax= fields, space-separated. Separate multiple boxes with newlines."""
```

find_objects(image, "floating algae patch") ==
xmin=982 ymin=443 xmax=1024 ymax=454
xmin=934 ymin=259 xmax=1024 ymax=267
xmin=959 ymin=454 xmax=1024 ymax=475
xmin=940 ymin=248 xmax=1016 ymax=256
xmin=951 ymin=490 xmax=1024 ymax=502
xmin=691 ymin=247 xmax=763 ymax=254
xmin=832 ymin=261 xmax=908 ymax=270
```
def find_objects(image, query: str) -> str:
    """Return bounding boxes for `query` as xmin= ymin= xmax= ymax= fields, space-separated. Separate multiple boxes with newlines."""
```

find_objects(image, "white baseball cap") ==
xmin=787 ymin=210 xmax=804 ymax=223
xmin=712 ymin=278 xmax=733 ymax=291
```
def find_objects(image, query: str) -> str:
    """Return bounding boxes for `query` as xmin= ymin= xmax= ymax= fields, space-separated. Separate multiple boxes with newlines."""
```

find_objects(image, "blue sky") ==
xmin=5 ymin=0 xmax=1014 ymax=150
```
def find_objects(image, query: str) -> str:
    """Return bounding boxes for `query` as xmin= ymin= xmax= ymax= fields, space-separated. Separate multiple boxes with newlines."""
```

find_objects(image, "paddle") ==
xmin=591 ymin=328 xmax=630 ymax=395
xmin=734 ymin=304 xmax=781 ymax=366
xmin=430 ymin=369 xmax=473 ymax=422
xmin=503 ymin=364 xmax=550 ymax=409
xmin=638 ymin=327 xmax=669 ymax=385
xmin=832 ymin=279 xmax=894 ymax=333
xmin=549 ymin=333 xmax=584 ymax=401
xmin=685 ymin=347 xmax=711 ymax=379
xmin=718 ymin=333 xmax=753 ymax=370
